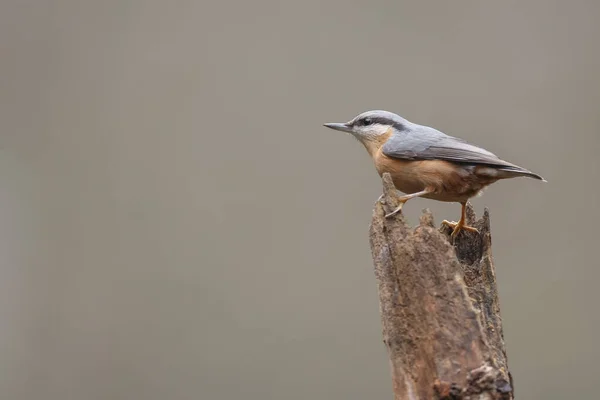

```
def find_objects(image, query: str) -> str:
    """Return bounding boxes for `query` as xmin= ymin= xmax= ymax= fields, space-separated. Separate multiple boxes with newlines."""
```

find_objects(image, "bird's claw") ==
xmin=384 ymin=201 xmax=406 ymax=218
xmin=441 ymin=220 xmax=479 ymax=238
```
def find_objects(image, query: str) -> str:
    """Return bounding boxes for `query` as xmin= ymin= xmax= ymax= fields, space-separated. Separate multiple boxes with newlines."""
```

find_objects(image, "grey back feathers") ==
xmin=377 ymin=112 xmax=545 ymax=181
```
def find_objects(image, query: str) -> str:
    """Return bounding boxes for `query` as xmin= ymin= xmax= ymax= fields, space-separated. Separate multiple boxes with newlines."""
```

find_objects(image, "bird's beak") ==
xmin=323 ymin=122 xmax=353 ymax=134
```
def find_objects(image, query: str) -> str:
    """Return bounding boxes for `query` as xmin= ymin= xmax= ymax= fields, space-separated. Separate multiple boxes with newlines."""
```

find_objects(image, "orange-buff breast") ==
xmin=373 ymin=150 xmax=494 ymax=203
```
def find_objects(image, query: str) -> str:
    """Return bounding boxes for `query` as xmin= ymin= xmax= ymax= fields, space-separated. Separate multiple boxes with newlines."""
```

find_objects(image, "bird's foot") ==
xmin=385 ymin=200 xmax=407 ymax=218
xmin=441 ymin=219 xmax=479 ymax=238
xmin=378 ymin=190 xmax=402 ymax=203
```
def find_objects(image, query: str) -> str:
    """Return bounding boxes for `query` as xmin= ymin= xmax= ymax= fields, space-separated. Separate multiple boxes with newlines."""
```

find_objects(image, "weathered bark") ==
xmin=369 ymin=173 xmax=513 ymax=400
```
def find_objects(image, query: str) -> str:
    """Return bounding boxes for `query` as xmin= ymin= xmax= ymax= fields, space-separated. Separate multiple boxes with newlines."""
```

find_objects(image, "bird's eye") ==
xmin=362 ymin=118 xmax=373 ymax=126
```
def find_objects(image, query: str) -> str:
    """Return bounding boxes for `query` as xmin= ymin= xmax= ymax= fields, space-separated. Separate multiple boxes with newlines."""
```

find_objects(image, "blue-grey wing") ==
xmin=381 ymin=125 xmax=509 ymax=167
xmin=381 ymin=125 xmax=545 ymax=180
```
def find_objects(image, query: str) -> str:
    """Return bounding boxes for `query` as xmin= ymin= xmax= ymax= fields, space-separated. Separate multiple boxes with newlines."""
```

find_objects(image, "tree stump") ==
xmin=369 ymin=173 xmax=513 ymax=400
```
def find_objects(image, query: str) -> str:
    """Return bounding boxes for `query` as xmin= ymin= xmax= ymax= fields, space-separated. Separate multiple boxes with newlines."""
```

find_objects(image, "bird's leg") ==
xmin=442 ymin=202 xmax=479 ymax=238
xmin=384 ymin=188 xmax=434 ymax=218
xmin=377 ymin=190 xmax=401 ymax=203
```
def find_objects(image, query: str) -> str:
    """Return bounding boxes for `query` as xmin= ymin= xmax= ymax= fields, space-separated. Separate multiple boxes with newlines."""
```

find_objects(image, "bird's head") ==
xmin=323 ymin=110 xmax=407 ymax=138
xmin=324 ymin=110 xmax=409 ymax=154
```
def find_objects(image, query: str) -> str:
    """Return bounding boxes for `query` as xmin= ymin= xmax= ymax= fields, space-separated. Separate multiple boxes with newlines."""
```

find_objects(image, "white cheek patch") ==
xmin=372 ymin=124 xmax=390 ymax=135
xmin=358 ymin=124 xmax=389 ymax=138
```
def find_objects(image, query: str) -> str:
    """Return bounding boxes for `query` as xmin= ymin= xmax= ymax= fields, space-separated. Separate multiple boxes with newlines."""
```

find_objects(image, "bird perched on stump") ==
xmin=324 ymin=110 xmax=545 ymax=238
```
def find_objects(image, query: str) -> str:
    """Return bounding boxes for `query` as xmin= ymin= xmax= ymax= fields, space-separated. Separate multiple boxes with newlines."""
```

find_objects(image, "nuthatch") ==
xmin=324 ymin=110 xmax=545 ymax=238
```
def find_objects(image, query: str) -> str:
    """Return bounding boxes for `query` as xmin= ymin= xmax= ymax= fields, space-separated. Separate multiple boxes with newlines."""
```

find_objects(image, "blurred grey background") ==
xmin=1 ymin=1 xmax=599 ymax=399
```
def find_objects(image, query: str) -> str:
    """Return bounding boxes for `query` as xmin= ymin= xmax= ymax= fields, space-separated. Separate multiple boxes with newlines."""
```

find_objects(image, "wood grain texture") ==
xmin=369 ymin=173 xmax=513 ymax=400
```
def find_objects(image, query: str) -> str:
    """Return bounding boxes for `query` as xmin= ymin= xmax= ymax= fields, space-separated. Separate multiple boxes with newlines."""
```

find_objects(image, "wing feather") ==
xmin=381 ymin=125 xmax=544 ymax=179
xmin=384 ymin=125 xmax=508 ymax=166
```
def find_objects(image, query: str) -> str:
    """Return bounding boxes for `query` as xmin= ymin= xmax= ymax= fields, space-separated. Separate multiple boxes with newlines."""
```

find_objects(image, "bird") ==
xmin=323 ymin=110 xmax=545 ymax=238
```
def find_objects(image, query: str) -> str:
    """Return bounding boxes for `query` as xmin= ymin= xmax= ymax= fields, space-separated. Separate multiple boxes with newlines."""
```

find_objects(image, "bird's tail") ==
xmin=496 ymin=165 xmax=547 ymax=182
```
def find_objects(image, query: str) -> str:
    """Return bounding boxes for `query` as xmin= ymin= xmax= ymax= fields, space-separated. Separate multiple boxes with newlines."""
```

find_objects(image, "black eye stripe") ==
xmin=356 ymin=117 xmax=388 ymax=126
xmin=355 ymin=117 xmax=374 ymax=126
xmin=354 ymin=117 xmax=404 ymax=130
